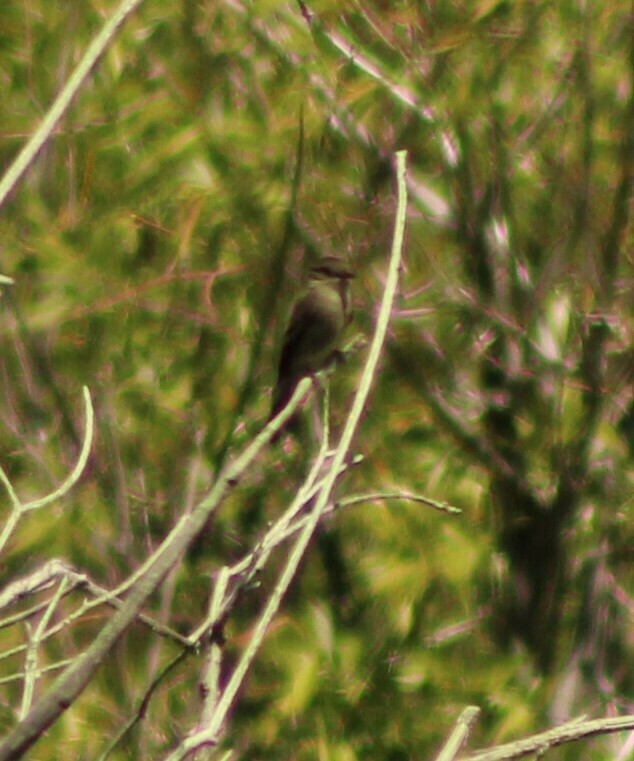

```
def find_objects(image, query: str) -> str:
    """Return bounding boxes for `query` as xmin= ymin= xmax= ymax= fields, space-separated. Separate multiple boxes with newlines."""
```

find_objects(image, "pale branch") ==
xmin=191 ymin=395 xmax=339 ymax=744
xmin=19 ymin=578 xmax=69 ymax=720
xmin=435 ymin=706 xmax=481 ymax=761
xmin=186 ymin=451 xmax=360 ymax=646
xmin=196 ymin=569 xmax=231 ymax=733
xmin=0 ymin=560 xmax=87 ymax=619
xmin=0 ymin=387 xmax=94 ymax=558
xmin=102 ymin=439 xmax=349 ymax=760
xmin=0 ymin=559 xmax=191 ymax=649
xmin=462 ymin=714 xmax=634 ymax=761
xmin=0 ymin=0 xmax=146 ymax=210
xmin=0 ymin=645 xmax=29 ymax=668
xmin=256 ymin=481 xmax=455 ymax=557
xmin=339 ymin=491 xmax=461 ymax=515
xmin=163 ymin=150 xmax=409 ymax=760
xmin=0 ymin=661 xmax=72 ymax=689
xmin=0 ymin=422 xmax=367 ymax=760
xmin=0 ymin=379 xmax=311 ymax=761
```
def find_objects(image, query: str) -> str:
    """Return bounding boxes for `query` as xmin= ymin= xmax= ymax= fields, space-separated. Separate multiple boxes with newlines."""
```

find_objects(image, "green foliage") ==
xmin=0 ymin=0 xmax=632 ymax=759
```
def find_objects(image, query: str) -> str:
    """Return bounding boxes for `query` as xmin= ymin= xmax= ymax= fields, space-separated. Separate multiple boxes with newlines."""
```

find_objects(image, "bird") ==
xmin=269 ymin=256 xmax=354 ymax=438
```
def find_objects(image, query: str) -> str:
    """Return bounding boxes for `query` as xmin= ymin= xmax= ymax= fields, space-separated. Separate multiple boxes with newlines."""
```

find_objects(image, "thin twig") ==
xmin=164 ymin=150 xmax=409 ymax=760
xmin=0 ymin=387 xmax=94 ymax=557
xmin=0 ymin=559 xmax=191 ymax=649
xmin=0 ymin=0 xmax=146 ymax=210
xmin=19 ymin=579 xmax=69 ymax=719
xmin=463 ymin=714 xmax=634 ymax=761
xmin=436 ymin=706 xmax=481 ymax=761
xmin=339 ymin=491 xmax=461 ymax=515
xmin=0 ymin=379 xmax=311 ymax=761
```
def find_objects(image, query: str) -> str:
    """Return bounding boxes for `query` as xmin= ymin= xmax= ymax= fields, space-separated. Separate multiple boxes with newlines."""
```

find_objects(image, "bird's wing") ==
xmin=278 ymin=287 xmax=342 ymax=379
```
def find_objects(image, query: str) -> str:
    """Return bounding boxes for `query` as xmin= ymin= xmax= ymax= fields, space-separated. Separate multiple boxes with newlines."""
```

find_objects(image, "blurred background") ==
xmin=0 ymin=1 xmax=632 ymax=758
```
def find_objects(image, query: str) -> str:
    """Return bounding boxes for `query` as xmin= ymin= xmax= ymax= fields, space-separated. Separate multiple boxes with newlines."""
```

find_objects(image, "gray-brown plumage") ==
xmin=269 ymin=256 xmax=354 ymax=433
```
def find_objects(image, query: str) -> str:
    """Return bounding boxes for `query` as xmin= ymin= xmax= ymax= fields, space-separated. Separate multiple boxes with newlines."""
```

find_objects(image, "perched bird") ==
xmin=269 ymin=256 xmax=354 ymax=436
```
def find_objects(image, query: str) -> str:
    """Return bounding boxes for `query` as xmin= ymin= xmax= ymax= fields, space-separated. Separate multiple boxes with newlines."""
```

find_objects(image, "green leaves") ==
xmin=0 ymin=0 xmax=632 ymax=758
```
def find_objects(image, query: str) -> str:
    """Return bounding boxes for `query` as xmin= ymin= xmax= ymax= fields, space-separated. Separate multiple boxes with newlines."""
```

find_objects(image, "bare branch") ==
xmin=0 ymin=380 xmax=310 ymax=761
xmin=0 ymin=387 xmax=94 ymax=557
xmin=436 ymin=706 xmax=481 ymax=761
xmin=463 ymin=714 xmax=634 ymax=761
xmin=0 ymin=0 xmax=146 ymax=210
xmin=164 ymin=150 xmax=409 ymax=761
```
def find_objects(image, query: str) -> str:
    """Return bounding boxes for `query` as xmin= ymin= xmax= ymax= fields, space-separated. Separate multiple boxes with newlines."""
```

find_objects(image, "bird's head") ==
xmin=308 ymin=256 xmax=354 ymax=283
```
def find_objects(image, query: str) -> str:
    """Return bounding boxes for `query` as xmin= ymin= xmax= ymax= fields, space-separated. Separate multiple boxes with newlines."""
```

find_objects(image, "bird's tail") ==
xmin=270 ymin=376 xmax=294 ymax=419
xmin=268 ymin=375 xmax=301 ymax=442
